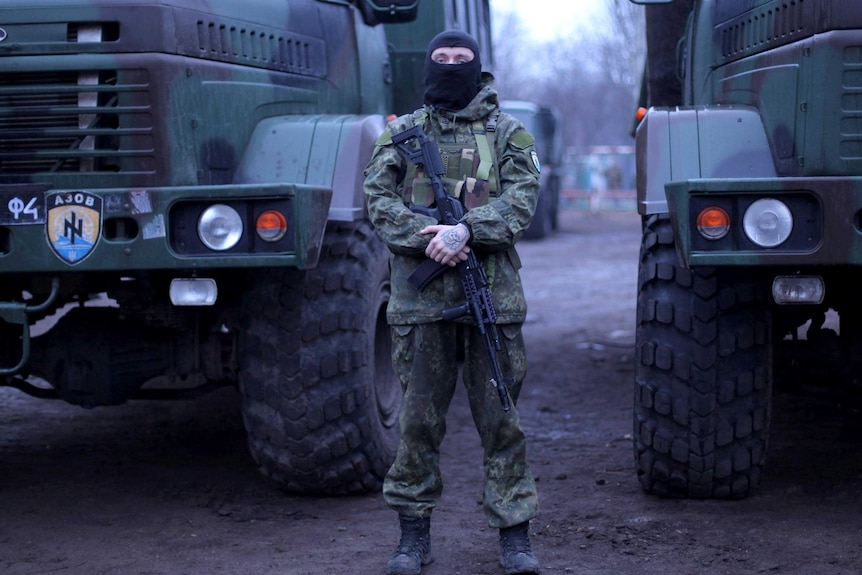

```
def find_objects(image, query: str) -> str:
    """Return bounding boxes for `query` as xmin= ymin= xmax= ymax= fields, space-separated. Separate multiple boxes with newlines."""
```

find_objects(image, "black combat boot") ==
xmin=499 ymin=521 xmax=540 ymax=574
xmin=386 ymin=515 xmax=433 ymax=575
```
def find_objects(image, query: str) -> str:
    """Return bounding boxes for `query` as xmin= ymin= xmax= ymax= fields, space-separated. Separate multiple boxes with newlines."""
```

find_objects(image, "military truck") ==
xmin=500 ymin=100 xmax=563 ymax=239
xmin=631 ymin=0 xmax=862 ymax=498
xmin=0 ymin=0 xmax=492 ymax=496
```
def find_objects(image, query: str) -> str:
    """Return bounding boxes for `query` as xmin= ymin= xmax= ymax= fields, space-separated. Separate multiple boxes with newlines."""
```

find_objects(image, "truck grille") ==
xmin=0 ymin=69 xmax=154 ymax=174
xmin=195 ymin=20 xmax=326 ymax=77
xmin=718 ymin=0 xmax=808 ymax=63
xmin=839 ymin=45 xmax=862 ymax=160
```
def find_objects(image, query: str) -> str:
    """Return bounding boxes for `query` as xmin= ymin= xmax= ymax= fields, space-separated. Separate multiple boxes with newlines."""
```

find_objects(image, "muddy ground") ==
xmin=2 ymin=209 xmax=862 ymax=575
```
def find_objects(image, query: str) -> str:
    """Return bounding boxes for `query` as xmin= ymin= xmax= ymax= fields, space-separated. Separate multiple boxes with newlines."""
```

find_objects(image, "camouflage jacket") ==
xmin=363 ymin=73 xmax=541 ymax=325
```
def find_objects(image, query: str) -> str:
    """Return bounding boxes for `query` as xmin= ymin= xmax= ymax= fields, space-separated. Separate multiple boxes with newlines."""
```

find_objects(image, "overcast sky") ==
xmin=491 ymin=0 xmax=607 ymax=40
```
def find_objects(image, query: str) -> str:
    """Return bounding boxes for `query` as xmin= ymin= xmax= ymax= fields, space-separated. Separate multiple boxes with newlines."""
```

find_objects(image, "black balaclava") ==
xmin=423 ymin=30 xmax=482 ymax=111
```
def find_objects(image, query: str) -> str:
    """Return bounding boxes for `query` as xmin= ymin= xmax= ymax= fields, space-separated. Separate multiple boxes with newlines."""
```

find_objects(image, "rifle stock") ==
xmin=391 ymin=124 xmax=512 ymax=412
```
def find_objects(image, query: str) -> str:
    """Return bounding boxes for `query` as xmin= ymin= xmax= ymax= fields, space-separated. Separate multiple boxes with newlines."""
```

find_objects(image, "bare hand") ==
xmin=420 ymin=223 xmax=471 ymax=266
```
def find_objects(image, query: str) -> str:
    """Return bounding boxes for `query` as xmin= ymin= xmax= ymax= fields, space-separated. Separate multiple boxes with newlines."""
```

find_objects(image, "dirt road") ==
xmin=2 ymin=210 xmax=861 ymax=575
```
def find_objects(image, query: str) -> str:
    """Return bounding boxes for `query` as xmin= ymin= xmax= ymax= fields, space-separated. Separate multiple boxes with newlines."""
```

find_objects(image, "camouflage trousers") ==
xmin=383 ymin=321 xmax=539 ymax=529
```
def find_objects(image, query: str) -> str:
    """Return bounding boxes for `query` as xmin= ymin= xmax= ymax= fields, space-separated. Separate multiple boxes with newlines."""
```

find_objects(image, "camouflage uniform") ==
xmin=363 ymin=72 xmax=541 ymax=529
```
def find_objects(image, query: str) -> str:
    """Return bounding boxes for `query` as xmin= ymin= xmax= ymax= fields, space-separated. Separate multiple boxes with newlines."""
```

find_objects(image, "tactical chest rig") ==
xmin=399 ymin=109 xmax=501 ymax=212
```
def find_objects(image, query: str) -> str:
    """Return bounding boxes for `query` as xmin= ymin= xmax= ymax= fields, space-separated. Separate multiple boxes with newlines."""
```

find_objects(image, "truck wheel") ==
xmin=634 ymin=214 xmax=771 ymax=498
xmin=239 ymin=220 xmax=400 ymax=495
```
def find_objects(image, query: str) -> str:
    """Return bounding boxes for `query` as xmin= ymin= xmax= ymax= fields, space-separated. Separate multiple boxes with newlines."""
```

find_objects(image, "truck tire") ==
xmin=238 ymin=220 xmax=400 ymax=495
xmin=634 ymin=214 xmax=771 ymax=498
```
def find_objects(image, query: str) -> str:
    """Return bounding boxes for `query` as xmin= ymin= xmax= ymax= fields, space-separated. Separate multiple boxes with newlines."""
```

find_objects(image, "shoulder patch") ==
xmin=530 ymin=150 xmax=541 ymax=174
xmin=510 ymin=129 xmax=535 ymax=150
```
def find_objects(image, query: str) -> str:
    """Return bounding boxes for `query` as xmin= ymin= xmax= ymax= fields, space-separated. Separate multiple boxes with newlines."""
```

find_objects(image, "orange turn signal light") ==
xmin=696 ymin=206 xmax=730 ymax=240
xmin=256 ymin=210 xmax=288 ymax=242
xmin=635 ymin=107 xmax=648 ymax=122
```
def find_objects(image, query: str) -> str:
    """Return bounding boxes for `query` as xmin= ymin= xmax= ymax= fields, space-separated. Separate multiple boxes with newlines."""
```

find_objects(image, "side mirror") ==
xmin=357 ymin=0 xmax=419 ymax=26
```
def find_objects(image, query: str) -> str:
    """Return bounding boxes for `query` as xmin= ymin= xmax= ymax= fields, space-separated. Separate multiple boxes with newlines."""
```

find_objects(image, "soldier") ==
xmin=363 ymin=30 xmax=542 ymax=575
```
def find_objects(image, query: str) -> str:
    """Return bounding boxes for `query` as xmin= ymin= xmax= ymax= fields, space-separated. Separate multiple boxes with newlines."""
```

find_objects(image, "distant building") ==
xmin=561 ymin=146 xmax=636 ymax=210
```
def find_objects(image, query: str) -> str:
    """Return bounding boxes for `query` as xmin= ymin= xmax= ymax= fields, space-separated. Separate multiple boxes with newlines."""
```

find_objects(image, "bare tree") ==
xmin=599 ymin=0 xmax=646 ymax=92
xmin=490 ymin=10 xmax=546 ymax=100
xmin=492 ymin=0 xmax=646 ymax=148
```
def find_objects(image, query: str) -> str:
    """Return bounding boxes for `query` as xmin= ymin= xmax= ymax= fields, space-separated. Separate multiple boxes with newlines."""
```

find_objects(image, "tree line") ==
xmin=492 ymin=0 xmax=646 ymax=151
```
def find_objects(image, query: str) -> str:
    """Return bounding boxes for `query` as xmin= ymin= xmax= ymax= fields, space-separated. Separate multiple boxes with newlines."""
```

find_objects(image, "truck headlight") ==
xmin=743 ymin=198 xmax=792 ymax=247
xmin=198 ymin=204 xmax=243 ymax=251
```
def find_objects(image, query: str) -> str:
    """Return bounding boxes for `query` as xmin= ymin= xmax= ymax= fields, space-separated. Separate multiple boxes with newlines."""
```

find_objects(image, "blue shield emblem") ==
xmin=46 ymin=191 xmax=102 ymax=265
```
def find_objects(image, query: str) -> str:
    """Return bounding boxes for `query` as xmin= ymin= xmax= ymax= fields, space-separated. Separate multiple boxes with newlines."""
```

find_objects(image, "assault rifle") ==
xmin=391 ymin=123 xmax=512 ymax=412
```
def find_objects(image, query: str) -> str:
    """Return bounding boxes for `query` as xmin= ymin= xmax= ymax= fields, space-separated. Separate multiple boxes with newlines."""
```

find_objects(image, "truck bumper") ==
xmin=0 ymin=182 xmax=332 ymax=272
xmin=666 ymin=176 xmax=862 ymax=268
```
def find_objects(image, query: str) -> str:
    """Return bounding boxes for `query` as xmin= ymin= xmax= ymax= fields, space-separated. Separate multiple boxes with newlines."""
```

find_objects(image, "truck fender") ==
xmin=234 ymin=114 xmax=386 ymax=222
xmin=635 ymin=106 xmax=776 ymax=215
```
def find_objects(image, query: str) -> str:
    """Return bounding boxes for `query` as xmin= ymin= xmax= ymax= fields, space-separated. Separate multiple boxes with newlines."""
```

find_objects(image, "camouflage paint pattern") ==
xmin=0 ymin=0 xmax=432 ymax=376
xmin=0 ymin=1 xmax=398 ymax=281
xmin=637 ymin=0 xmax=862 ymax=268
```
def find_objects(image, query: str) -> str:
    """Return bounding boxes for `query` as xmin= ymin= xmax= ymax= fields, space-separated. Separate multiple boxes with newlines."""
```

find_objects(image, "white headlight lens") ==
xmin=198 ymin=204 xmax=243 ymax=250
xmin=742 ymin=199 xmax=793 ymax=247
xmin=772 ymin=276 xmax=824 ymax=304
xmin=169 ymin=278 xmax=218 ymax=306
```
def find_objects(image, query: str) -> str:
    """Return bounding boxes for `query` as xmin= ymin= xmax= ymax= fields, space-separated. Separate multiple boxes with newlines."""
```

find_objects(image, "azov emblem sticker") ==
xmin=47 ymin=191 xmax=102 ymax=265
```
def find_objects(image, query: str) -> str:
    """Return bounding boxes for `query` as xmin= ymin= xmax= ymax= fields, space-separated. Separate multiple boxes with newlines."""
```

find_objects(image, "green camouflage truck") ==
xmin=631 ymin=0 xmax=862 ymax=497
xmin=0 ymin=0 xmax=492 ymax=496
